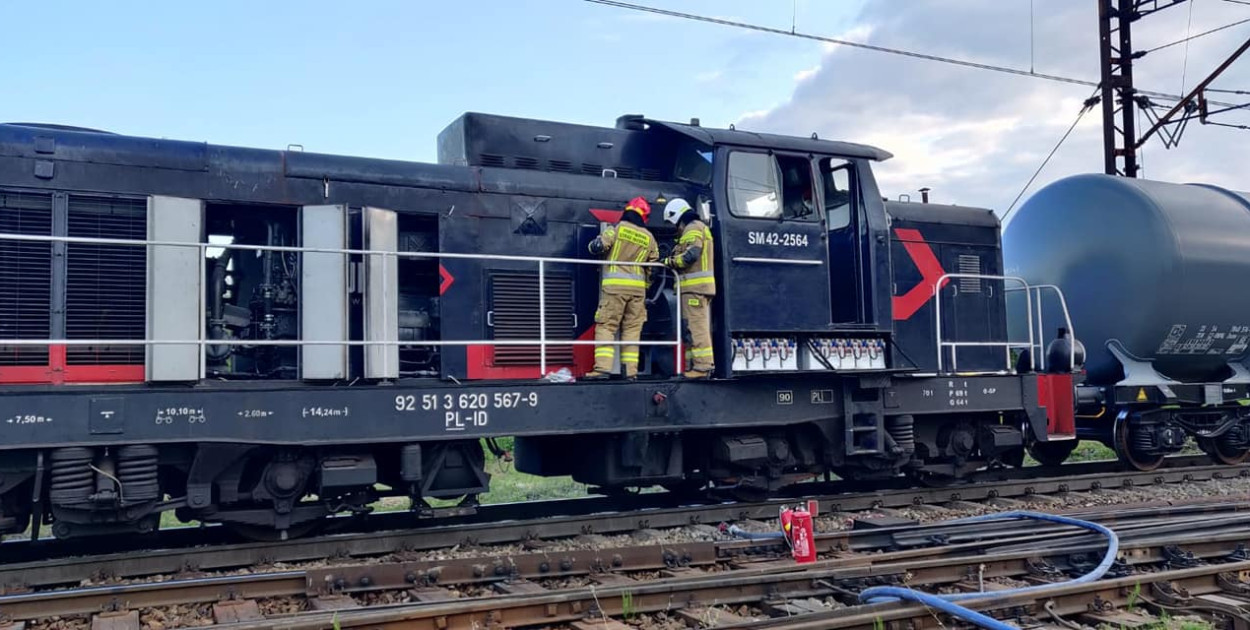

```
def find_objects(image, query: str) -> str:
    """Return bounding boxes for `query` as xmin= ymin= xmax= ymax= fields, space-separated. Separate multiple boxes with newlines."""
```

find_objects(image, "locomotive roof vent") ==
xmin=438 ymin=112 xmax=677 ymax=183
xmin=615 ymin=114 xmax=646 ymax=131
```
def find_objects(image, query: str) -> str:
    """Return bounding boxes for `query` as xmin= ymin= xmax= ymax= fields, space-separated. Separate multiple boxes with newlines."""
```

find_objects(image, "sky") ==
xmin=1 ymin=0 xmax=1246 ymax=213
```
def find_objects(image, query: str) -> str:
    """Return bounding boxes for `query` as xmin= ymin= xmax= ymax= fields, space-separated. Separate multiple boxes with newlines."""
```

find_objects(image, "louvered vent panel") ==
xmin=513 ymin=156 xmax=539 ymax=170
xmin=479 ymin=153 xmax=505 ymax=167
xmin=958 ymin=254 xmax=982 ymax=293
xmin=612 ymin=166 xmax=637 ymax=180
xmin=0 ymin=191 xmax=52 ymax=366
xmin=66 ymin=195 xmax=147 ymax=365
xmin=581 ymin=163 xmax=604 ymax=176
xmin=489 ymin=272 xmax=575 ymax=366
xmin=548 ymin=160 xmax=573 ymax=173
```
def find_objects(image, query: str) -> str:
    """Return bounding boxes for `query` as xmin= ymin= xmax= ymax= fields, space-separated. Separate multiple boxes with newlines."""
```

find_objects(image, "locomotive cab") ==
xmin=633 ymin=119 xmax=896 ymax=379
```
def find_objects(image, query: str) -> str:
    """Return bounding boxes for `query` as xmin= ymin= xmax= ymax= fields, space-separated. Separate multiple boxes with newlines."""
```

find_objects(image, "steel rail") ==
xmin=4 ymin=502 xmax=1250 ymax=624
xmin=737 ymin=556 xmax=1250 ymax=629
xmin=194 ymin=522 xmax=1250 ymax=630
xmin=2 ymin=454 xmax=1243 ymax=589
xmin=307 ymin=503 xmax=1250 ymax=595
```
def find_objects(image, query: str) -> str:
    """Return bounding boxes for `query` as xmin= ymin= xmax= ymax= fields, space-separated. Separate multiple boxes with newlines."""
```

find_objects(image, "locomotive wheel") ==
xmin=661 ymin=480 xmax=706 ymax=497
xmin=908 ymin=471 xmax=957 ymax=488
xmin=225 ymin=520 xmax=321 ymax=542
xmin=1027 ymin=440 xmax=1078 ymax=467
xmin=1197 ymin=437 xmax=1250 ymax=466
xmin=729 ymin=486 xmax=771 ymax=503
xmin=1000 ymin=446 xmax=1027 ymax=469
xmin=1113 ymin=418 xmax=1166 ymax=472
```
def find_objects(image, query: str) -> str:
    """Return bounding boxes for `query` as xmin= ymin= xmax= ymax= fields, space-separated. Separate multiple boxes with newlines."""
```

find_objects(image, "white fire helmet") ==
xmin=663 ymin=198 xmax=692 ymax=225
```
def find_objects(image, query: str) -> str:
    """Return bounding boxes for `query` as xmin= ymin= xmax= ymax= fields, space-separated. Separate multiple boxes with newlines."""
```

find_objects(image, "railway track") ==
xmin=5 ymin=500 xmax=1250 ymax=628
xmin=1 ymin=454 xmax=1243 ymax=590
xmin=1 ymin=455 xmax=1249 ymax=628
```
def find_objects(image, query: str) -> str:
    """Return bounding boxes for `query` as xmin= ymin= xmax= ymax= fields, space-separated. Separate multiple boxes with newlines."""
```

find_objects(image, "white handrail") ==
xmin=0 ymin=231 xmax=669 ymax=266
xmin=0 ymin=230 xmax=684 ymax=378
xmin=933 ymin=273 xmax=1035 ymax=374
xmin=933 ymin=273 xmax=1077 ymax=375
xmin=1026 ymin=284 xmax=1077 ymax=373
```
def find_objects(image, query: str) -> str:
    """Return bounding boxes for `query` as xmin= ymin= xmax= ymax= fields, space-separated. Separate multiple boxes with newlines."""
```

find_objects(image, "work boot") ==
xmin=683 ymin=370 xmax=711 ymax=380
xmin=583 ymin=371 xmax=611 ymax=381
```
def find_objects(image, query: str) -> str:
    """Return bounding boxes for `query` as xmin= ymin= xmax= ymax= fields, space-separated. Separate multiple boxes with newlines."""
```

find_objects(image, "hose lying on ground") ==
xmin=723 ymin=524 xmax=785 ymax=540
xmin=859 ymin=510 xmax=1120 ymax=629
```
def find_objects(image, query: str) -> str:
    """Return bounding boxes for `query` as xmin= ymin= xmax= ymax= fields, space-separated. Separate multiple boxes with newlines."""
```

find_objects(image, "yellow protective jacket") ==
xmin=669 ymin=219 xmax=716 ymax=296
xmin=589 ymin=220 xmax=659 ymax=296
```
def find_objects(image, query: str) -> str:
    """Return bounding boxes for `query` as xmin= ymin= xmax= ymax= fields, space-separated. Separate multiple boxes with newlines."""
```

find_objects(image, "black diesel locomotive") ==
xmin=0 ymin=112 xmax=1095 ymax=540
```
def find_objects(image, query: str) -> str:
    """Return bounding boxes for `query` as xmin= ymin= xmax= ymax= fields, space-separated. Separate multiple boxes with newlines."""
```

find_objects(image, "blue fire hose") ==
xmin=860 ymin=511 xmax=1120 ymax=630
xmin=724 ymin=524 xmax=785 ymax=540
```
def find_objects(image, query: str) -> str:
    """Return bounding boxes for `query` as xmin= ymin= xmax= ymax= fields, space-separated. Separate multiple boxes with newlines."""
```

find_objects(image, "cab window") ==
xmin=821 ymin=157 xmax=853 ymax=230
xmin=727 ymin=151 xmax=816 ymax=221
xmin=674 ymin=143 xmax=714 ymax=185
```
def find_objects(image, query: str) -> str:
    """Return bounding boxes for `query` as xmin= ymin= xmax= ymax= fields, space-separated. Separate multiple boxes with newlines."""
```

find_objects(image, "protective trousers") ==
xmin=682 ymin=294 xmax=714 ymax=372
xmin=593 ymin=292 xmax=647 ymax=377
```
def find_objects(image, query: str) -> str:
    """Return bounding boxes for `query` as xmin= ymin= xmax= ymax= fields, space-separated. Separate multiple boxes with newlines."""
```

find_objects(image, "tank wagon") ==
xmin=1005 ymin=174 xmax=1250 ymax=470
xmin=0 ymin=113 xmax=1073 ymax=540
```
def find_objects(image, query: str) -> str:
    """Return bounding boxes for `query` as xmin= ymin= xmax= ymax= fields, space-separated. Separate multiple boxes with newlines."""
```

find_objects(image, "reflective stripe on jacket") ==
xmin=594 ymin=222 xmax=658 ymax=295
xmin=672 ymin=219 xmax=716 ymax=296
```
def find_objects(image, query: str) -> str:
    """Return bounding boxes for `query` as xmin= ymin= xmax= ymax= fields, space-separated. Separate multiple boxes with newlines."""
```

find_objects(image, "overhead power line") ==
xmin=584 ymin=0 xmax=1093 ymax=86
xmin=1144 ymin=16 xmax=1250 ymax=54
xmin=582 ymin=0 xmax=1242 ymax=108
xmin=1005 ymin=91 xmax=1101 ymax=219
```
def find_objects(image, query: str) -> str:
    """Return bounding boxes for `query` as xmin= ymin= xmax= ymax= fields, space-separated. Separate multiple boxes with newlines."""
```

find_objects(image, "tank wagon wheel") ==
xmin=1196 ymin=437 xmax=1250 ymax=466
xmin=1113 ymin=417 xmax=1166 ymax=472
xmin=1027 ymin=440 xmax=1078 ymax=468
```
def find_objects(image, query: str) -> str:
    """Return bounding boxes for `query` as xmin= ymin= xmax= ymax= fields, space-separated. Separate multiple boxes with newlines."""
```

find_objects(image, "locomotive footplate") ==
xmin=0 ymin=373 xmax=1038 ymax=448
xmin=883 ymin=374 xmax=1032 ymax=415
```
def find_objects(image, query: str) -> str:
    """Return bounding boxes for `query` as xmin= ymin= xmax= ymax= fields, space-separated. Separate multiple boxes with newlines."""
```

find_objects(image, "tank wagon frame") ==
xmin=0 ymin=113 xmax=1075 ymax=540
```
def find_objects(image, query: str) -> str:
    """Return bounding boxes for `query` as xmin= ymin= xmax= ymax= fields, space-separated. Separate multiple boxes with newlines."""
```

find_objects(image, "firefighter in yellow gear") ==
xmin=584 ymin=196 xmax=659 ymax=380
xmin=661 ymin=198 xmax=715 ymax=379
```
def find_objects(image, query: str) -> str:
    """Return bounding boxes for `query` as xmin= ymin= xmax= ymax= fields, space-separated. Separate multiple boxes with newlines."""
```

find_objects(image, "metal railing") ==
xmin=0 ymin=231 xmax=683 ymax=379
xmin=933 ymin=273 xmax=1076 ymax=375
xmin=1016 ymin=283 xmax=1076 ymax=373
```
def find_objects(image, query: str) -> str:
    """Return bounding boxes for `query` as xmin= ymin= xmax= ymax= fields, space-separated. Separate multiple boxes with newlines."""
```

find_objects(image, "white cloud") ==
xmin=820 ymin=24 xmax=876 ymax=54
xmin=794 ymin=65 xmax=819 ymax=82
xmin=695 ymin=69 xmax=724 ymax=83
xmin=737 ymin=108 xmax=775 ymax=124
xmin=737 ymin=0 xmax=1250 ymax=212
